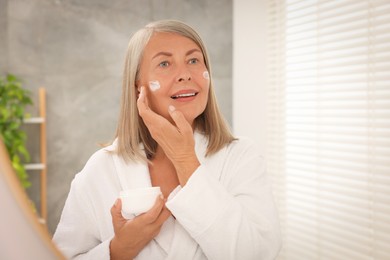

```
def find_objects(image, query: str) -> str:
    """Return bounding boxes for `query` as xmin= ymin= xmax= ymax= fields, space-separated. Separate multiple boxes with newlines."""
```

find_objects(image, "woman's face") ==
xmin=137 ymin=32 xmax=210 ymax=126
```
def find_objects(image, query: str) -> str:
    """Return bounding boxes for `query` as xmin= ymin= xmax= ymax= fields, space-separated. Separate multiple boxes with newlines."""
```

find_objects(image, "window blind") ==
xmin=266 ymin=0 xmax=390 ymax=259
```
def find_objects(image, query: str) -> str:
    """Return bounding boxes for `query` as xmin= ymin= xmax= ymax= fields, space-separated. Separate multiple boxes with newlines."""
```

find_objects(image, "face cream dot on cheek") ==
xmin=149 ymin=80 xmax=160 ymax=92
xmin=203 ymin=71 xmax=210 ymax=80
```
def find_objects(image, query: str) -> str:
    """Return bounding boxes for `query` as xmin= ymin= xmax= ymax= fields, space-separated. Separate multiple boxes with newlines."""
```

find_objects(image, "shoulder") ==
xmin=83 ymin=146 xmax=115 ymax=171
xmin=203 ymin=135 xmax=265 ymax=170
xmin=201 ymin=136 xmax=267 ymax=188
xmin=73 ymin=144 xmax=117 ymax=185
xmin=81 ymin=139 xmax=119 ymax=170
xmin=226 ymin=136 xmax=263 ymax=159
xmin=221 ymin=136 xmax=266 ymax=176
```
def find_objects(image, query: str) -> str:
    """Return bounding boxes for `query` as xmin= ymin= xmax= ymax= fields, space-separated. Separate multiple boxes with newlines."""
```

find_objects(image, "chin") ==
xmin=183 ymin=112 xmax=201 ymax=126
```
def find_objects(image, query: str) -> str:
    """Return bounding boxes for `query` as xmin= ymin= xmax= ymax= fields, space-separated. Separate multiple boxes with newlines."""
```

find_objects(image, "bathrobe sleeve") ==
xmin=166 ymin=138 xmax=282 ymax=260
xmin=52 ymin=174 xmax=112 ymax=260
xmin=52 ymin=148 xmax=119 ymax=260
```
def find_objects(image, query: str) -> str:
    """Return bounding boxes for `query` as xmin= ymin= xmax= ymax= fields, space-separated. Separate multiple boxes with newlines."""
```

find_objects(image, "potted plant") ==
xmin=0 ymin=74 xmax=33 ymax=188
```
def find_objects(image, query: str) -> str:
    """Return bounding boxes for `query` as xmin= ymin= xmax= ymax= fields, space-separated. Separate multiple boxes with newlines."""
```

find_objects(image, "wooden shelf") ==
xmin=24 ymin=163 xmax=46 ymax=171
xmin=24 ymin=88 xmax=47 ymax=222
xmin=23 ymin=117 xmax=45 ymax=124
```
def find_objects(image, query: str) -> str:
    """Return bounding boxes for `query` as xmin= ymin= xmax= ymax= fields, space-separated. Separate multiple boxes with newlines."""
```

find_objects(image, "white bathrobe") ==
xmin=53 ymin=132 xmax=281 ymax=259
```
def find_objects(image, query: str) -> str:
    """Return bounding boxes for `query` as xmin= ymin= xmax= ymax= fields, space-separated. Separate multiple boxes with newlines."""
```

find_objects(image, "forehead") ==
xmin=144 ymin=32 xmax=201 ymax=55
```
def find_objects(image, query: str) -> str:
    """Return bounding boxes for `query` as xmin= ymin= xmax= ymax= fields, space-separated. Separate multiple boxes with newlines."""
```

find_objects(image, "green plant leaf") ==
xmin=0 ymin=74 xmax=33 ymax=189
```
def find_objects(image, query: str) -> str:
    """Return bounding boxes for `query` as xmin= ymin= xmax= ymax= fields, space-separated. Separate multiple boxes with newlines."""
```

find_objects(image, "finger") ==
xmin=137 ymin=89 xmax=174 ymax=133
xmin=137 ymin=86 xmax=148 ymax=114
xmin=111 ymin=199 xmax=126 ymax=233
xmin=138 ymin=195 xmax=165 ymax=224
xmin=137 ymin=87 xmax=162 ymax=124
xmin=141 ymin=86 xmax=149 ymax=106
xmin=156 ymin=206 xmax=172 ymax=226
xmin=168 ymin=105 xmax=193 ymax=134
xmin=145 ymin=206 xmax=172 ymax=239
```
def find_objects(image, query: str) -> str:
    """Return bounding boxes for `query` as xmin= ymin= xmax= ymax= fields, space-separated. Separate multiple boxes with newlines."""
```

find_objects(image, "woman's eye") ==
xmin=188 ymin=58 xmax=199 ymax=64
xmin=159 ymin=61 xmax=169 ymax=67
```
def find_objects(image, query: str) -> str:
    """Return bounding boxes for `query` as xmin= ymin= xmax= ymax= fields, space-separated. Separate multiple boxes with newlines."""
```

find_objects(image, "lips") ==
xmin=171 ymin=92 xmax=198 ymax=99
xmin=170 ymin=90 xmax=198 ymax=99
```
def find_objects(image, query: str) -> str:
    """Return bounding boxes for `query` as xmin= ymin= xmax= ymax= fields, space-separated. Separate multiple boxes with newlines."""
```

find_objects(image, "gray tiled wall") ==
xmin=1 ymin=0 xmax=232 ymax=233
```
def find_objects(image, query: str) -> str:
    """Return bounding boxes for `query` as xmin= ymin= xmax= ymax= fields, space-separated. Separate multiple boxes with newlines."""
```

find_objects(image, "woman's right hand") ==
xmin=109 ymin=196 xmax=171 ymax=260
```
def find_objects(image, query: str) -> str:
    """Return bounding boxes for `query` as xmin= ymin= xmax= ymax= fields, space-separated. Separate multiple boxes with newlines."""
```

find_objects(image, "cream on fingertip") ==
xmin=168 ymin=105 xmax=176 ymax=112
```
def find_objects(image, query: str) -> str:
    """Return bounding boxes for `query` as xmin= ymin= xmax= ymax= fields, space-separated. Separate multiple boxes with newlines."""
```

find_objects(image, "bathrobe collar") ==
xmin=106 ymin=131 xmax=208 ymax=189
xmin=106 ymin=131 xmax=208 ymax=256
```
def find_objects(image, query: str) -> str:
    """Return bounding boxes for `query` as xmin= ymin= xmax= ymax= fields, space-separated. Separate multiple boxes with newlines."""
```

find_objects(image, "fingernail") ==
xmin=168 ymin=105 xmax=175 ymax=112
xmin=160 ymin=194 xmax=164 ymax=200
xmin=114 ymin=198 xmax=119 ymax=207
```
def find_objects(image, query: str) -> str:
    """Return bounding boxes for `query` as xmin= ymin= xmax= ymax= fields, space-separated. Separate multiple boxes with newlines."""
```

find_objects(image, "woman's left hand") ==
xmin=137 ymin=86 xmax=200 ymax=185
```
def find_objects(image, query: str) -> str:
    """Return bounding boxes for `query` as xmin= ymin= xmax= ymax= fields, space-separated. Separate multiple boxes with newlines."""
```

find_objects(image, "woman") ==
xmin=53 ymin=20 xmax=281 ymax=260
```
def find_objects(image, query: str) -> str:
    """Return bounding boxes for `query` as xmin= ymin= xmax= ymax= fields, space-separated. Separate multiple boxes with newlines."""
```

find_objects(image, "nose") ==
xmin=176 ymin=66 xmax=192 ymax=82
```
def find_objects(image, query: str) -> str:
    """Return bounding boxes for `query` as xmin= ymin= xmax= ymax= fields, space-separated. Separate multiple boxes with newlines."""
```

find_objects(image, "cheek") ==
xmin=202 ymin=70 xmax=211 ymax=92
xmin=193 ymin=69 xmax=210 ymax=89
xmin=147 ymin=84 xmax=170 ymax=114
xmin=202 ymin=70 xmax=210 ymax=80
xmin=148 ymin=80 xmax=161 ymax=92
xmin=146 ymin=80 xmax=163 ymax=108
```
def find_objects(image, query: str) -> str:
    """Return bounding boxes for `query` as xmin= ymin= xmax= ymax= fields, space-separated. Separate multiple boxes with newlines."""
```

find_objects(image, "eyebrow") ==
xmin=152 ymin=52 xmax=172 ymax=60
xmin=151 ymin=48 xmax=202 ymax=60
xmin=186 ymin=48 xmax=202 ymax=56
